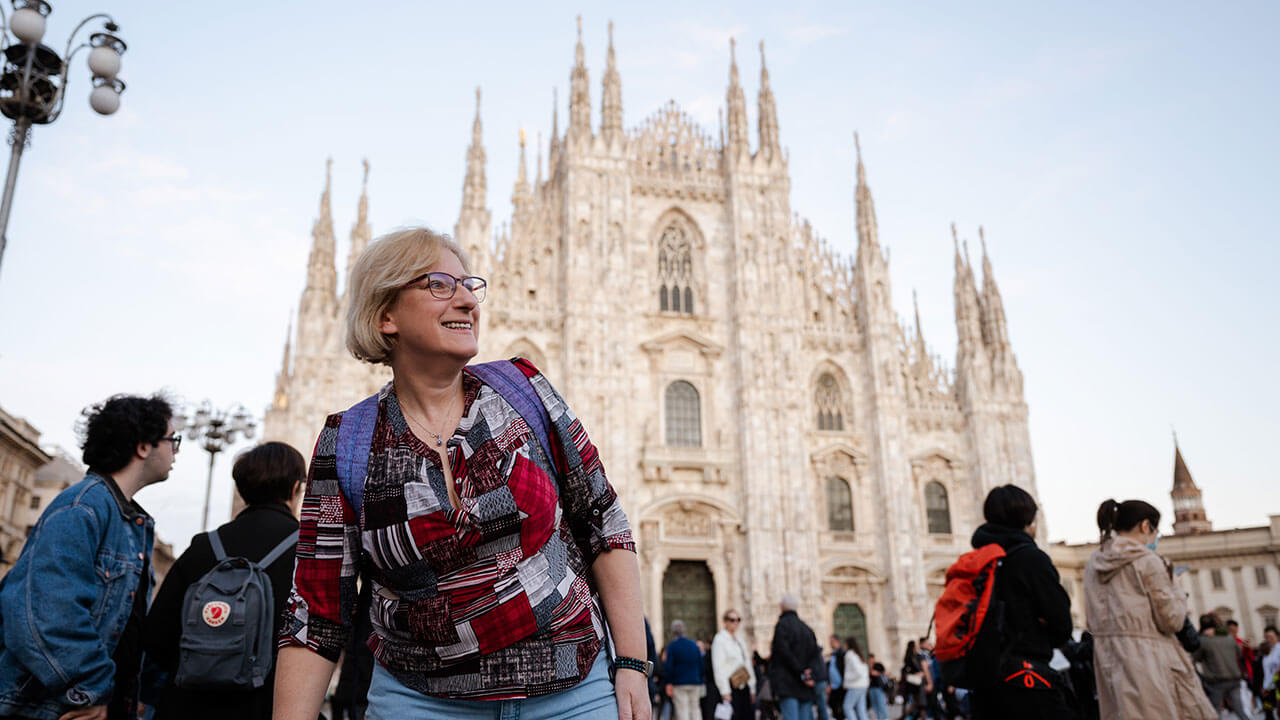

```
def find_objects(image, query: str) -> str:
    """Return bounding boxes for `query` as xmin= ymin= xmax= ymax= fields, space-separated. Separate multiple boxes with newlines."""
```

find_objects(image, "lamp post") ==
xmin=183 ymin=402 xmax=256 ymax=532
xmin=0 ymin=0 xmax=127 ymax=280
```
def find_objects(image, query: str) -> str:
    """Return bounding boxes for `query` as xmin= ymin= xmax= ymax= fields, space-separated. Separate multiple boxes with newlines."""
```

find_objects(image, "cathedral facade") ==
xmin=264 ymin=20 xmax=1036 ymax=657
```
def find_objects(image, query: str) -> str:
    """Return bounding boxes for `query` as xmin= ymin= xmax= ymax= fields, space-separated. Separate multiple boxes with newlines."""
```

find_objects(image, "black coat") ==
xmin=768 ymin=611 xmax=822 ymax=700
xmin=970 ymin=522 xmax=1073 ymax=664
xmin=144 ymin=503 xmax=299 ymax=720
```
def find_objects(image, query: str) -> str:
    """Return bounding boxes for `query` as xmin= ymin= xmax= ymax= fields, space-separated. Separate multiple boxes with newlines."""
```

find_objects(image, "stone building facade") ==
xmin=263 ymin=20 xmax=1037 ymax=656
xmin=0 ymin=405 xmax=50 ymax=573
xmin=1050 ymin=444 xmax=1280 ymax=642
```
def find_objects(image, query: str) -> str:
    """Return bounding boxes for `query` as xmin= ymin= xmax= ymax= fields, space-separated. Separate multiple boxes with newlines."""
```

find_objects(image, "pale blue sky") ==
xmin=0 ymin=2 xmax=1275 ymax=553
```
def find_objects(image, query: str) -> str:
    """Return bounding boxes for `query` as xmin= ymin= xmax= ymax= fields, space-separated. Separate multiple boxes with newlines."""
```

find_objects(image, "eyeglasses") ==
xmin=725 ymin=617 xmax=741 ymax=623
xmin=159 ymin=434 xmax=181 ymax=451
xmin=402 ymin=271 xmax=487 ymax=303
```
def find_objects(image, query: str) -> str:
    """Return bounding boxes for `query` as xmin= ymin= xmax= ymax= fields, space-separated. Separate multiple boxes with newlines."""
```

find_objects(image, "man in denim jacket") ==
xmin=0 ymin=394 xmax=177 ymax=720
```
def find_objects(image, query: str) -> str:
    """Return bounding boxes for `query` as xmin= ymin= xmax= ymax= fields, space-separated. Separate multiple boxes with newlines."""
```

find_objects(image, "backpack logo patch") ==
xmin=202 ymin=601 xmax=230 ymax=627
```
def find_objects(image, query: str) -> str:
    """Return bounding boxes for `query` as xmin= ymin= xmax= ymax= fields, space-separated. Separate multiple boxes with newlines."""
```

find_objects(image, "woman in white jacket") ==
xmin=711 ymin=610 xmax=755 ymax=720
xmin=841 ymin=637 xmax=870 ymax=720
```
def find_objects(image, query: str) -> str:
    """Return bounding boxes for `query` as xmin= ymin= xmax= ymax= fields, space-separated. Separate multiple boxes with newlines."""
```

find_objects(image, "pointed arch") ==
xmin=502 ymin=338 xmax=548 ymax=371
xmin=811 ymin=362 xmax=852 ymax=431
xmin=653 ymin=208 xmax=705 ymax=316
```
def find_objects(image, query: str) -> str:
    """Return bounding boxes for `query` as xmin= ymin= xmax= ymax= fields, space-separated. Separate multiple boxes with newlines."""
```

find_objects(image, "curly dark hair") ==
xmin=79 ymin=394 xmax=174 ymax=473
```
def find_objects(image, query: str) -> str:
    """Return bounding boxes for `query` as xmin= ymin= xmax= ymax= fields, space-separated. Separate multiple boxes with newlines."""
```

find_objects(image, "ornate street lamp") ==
xmin=183 ymin=402 xmax=256 ymax=532
xmin=0 ymin=0 xmax=127 ymax=279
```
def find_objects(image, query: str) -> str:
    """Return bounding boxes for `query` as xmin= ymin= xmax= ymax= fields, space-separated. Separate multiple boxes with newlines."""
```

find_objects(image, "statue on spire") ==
xmin=725 ymin=37 xmax=749 ymax=157
xmin=757 ymin=39 xmax=780 ymax=162
xmin=601 ymin=19 xmax=623 ymax=144
xmin=568 ymin=15 xmax=592 ymax=143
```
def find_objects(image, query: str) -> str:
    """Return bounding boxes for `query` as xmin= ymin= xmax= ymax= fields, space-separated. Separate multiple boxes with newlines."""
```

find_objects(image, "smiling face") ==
xmin=379 ymin=250 xmax=481 ymax=366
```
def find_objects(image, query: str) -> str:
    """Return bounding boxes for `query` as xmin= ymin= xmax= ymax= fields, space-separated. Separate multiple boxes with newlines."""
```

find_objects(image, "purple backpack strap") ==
xmin=335 ymin=393 xmax=379 ymax=526
xmin=467 ymin=360 xmax=556 ymax=468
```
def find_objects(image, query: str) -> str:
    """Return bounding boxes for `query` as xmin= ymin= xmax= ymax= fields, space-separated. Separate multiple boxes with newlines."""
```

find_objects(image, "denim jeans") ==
xmin=842 ymin=687 xmax=868 ymax=720
xmin=867 ymin=687 xmax=890 ymax=720
xmin=813 ymin=681 xmax=831 ymax=720
xmin=778 ymin=695 xmax=814 ymax=720
xmin=366 ymin=650 xmax=617 ymax=720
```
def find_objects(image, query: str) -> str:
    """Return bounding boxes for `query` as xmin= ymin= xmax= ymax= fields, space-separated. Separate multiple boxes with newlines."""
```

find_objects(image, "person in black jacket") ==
xmin=768 ymin=593 xmax=822 ymax=720
xmin=144 ymin=441 xmax=305 ymax=720
xmin=967 ymin=484 xmax=1073 ymax=720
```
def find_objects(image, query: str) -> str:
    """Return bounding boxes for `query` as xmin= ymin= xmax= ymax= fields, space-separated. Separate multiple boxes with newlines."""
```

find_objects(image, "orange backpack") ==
xmin=933 ymin=543 xmax=1022 ymax=688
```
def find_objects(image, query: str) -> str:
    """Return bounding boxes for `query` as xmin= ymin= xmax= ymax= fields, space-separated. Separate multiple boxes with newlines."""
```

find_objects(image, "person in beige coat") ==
xmin=1084 ymin=499 xmax=1215 ymax=720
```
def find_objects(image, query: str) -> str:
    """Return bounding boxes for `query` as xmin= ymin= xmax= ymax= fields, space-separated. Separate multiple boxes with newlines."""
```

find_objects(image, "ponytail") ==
xmin=1096 ymin=498 xmax=1161 ymax=540
xmin=1097 ymin=499 xmax=1120 ymax=539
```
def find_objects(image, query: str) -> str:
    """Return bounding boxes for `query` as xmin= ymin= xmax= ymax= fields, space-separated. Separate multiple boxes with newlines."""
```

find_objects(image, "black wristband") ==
xmin=613 ymin=655 xmax=653 ymax=677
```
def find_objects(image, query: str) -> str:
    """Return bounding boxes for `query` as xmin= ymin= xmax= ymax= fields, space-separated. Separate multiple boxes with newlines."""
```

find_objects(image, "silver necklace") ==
xmin=402 ymin=387 xmax=460 ymax=447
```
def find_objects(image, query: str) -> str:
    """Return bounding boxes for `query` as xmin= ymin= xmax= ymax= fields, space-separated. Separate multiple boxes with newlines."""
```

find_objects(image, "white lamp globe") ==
xmin=10 ymin=7 xmax=46 ymax=45
xmin=89 ymin=85 xmax=120 ymax=115
xmin=87 ymin=46 xmax=121 ymax=80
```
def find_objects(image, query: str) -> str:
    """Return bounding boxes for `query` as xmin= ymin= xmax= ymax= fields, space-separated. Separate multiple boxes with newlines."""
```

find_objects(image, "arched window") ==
xmin=815 ymin=372 xmax=845 ymax=431
xmin=925 ymin=481 xmax=951 ymax=534
xmin=826 ymin=476 xmax=853 ymax=532
xmin=658 ymin=223 xmax=695 ymax=315
xmin=665 ymin=381 xmax=701 ymax=447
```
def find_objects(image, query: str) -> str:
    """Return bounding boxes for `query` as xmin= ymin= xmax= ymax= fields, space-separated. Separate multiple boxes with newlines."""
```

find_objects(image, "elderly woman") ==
xmin=1084 ymin=499 xmax=1214 ymax=720
xmin=274 ymin=228 xmax=650 ymax=720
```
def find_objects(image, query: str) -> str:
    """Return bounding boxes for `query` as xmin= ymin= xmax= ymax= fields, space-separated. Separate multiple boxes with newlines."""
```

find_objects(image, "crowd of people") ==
xmin=650 ymin=487 xmax=1280 ymax=720
xmin=0 ymin=226 xmax=1276 ymax=720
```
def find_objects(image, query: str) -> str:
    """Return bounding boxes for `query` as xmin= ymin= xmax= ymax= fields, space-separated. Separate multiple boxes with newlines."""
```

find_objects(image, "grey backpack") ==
xmin=175 ymin=528 xmax=297 ymax=689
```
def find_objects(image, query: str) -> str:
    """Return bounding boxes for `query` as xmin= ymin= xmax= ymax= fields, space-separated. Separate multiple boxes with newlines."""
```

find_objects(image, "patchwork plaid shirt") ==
xmin=280 ymin=360 xmax=635 ymax=699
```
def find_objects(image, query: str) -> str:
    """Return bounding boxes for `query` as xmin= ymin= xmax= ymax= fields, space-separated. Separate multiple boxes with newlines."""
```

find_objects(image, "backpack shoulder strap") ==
xmin=467 ymin=360 xmax=556 ymax=469
xmin=207 ymin=529 xmax=227 ymax=562
xmin=259 ymin=530 xmax=299 ymax=568
xmin=335 ymin=393 xmax=380 ymax=527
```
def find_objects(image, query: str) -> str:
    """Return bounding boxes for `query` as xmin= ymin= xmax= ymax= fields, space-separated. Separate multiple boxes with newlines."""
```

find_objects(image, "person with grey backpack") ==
xmin=144 ymin=442 xmax=304 ymax=720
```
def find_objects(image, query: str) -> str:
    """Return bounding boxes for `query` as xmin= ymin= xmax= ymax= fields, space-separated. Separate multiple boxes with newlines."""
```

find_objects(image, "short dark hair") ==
xmin=79 ymin=394 xmax=173 ymax=474
xmin=1199 ymin=613 xmax=1220 ymax=632
xmin=1265 ymin=625 xmax=1280 ymax=637
xmin=1227 ymin=620 xmax=1240 ymax=628
xmin=983 ymin=484 xmax=1038 ymax=529
xmin=232 ymin=441 xmax=306 ymax=506
xmin=1096 ymin=499 xmax=1161 ymax=539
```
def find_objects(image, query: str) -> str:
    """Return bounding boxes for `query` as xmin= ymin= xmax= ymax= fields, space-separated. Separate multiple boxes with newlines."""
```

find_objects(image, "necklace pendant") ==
xmin=435 ymin=437 xmax=443 ymax=446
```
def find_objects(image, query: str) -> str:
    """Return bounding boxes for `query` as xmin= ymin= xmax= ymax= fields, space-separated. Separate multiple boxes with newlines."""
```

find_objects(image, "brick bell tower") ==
xmin=1171 ymin=434 xmax=1212 ymax=535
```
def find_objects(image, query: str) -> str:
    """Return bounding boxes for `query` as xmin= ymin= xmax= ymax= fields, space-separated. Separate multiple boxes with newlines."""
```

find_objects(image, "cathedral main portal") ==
xmin=661 ymin=560 xmax=716 ymax=645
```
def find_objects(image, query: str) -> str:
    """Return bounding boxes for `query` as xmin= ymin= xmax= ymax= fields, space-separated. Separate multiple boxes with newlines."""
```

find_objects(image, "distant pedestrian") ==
xmin=1192 ymin=613 xmax=1250 ymax=720
xmin=959 ymin=485 xmax=1073 ymax=719
xmin=1085 ymin=498 xmax=1215 ymax=719
xmin=0 ymin=394 xmax=176 ymax=720
xmin=1262 ymin=625 xmax=1280 ymax=719
xmin=711 ymin=609 xmax=755 ymax=720
xmin=866 ymin=653 xmax=891 ymax=720
xmin=664 ymin=620 xmax=704 ymax=720
xmin=840 ymin=637 xmax=869 ymax=720
xmin=900 ymin=639 xmax=927 ymax=719
xmin=811 ymin=633 xmax=831 ymax=720
xmin=146 ymin=441 xmax=305 ymax=720
xmin=826 ymin=635 xmax=846 ymax=719
xmin=768 ymin=594 xmax=822 ymax=720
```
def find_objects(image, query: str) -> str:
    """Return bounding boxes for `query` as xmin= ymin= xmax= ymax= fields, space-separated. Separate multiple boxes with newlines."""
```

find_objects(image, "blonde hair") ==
xmin=345 ymin=227 xmax=470 ymax=364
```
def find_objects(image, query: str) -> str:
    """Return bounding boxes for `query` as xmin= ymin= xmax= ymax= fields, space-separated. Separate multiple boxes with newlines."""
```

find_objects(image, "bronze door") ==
xmin=833 ymin=602 xmax=869 ymax=656
xmin=662 ymin=560 xmax=716 ymax=646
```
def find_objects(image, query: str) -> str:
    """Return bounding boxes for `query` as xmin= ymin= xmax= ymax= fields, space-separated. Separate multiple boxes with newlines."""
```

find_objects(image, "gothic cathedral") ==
xmin=264 ymin=19 xmax=1036 ymax=657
